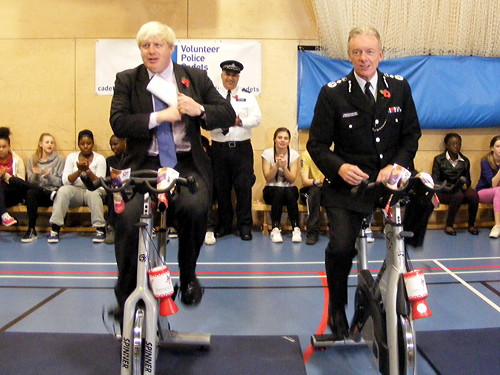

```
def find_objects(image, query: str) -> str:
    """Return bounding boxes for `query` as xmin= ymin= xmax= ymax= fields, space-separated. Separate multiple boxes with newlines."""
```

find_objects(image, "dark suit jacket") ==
xmin=110 ymin=63 xmax=236 ymax=190
xmin=307 ymin=70 xmax=421 ymax=212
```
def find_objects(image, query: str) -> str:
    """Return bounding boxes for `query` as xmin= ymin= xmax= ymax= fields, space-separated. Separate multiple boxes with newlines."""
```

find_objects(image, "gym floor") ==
xmin=0 ymin=227 xmax=499 ymax=374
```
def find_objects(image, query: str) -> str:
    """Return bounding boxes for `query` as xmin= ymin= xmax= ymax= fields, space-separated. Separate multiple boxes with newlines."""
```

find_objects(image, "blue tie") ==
xmin=153 ymin=95 xmax=177 ymax=168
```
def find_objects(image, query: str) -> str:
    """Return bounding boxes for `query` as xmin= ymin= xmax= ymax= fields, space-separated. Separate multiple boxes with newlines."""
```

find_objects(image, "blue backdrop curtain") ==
xmin=297 ymin=51 xmax=500 ymax=130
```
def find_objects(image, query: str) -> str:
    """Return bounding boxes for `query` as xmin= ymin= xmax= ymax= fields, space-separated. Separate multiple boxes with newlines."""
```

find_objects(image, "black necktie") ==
xmin=222 ymin=90 xmax=231 ymax=135
xmin=364 ymin=82 xmax=375 ymax=109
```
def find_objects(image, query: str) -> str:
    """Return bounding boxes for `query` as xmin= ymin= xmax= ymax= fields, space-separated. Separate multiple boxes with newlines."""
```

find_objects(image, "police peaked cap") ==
xmin=220 ymin=60 xmax=244 ymax=74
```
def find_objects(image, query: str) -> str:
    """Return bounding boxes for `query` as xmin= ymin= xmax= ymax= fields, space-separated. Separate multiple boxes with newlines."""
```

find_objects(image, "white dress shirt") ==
xmin=211 ymin=86 xmax=262 ymax=142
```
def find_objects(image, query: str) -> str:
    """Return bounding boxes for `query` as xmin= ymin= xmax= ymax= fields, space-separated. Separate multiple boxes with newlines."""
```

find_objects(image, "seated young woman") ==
xmin=48 ymin=129 xmax=107 ymax=243
xmin=432 ymin=133 xmax=479 ymax=236
xmin=261 ymin=127 xmax=302 ymax=243
xmin=476 ymin=135 xmax=500 ymax=239
xmin=7 ymin=133 xmax=65 ymax=242
xmin=0 ymin=127 xmax=26 ymax=227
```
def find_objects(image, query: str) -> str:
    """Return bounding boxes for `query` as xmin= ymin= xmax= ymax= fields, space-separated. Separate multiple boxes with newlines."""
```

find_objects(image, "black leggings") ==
xmin=263 ymin=185 xmax=300 ymax=228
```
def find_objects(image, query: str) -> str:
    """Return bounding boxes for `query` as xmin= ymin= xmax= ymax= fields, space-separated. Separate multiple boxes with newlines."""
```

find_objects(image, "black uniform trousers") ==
xmin=300 ymin=185 xmax=322 ymax=235
xmin=211 ymin=140 xmax=255 ymax=233
xmin=113 ymin=153 xmax=210 ymax=313
xmin=324 ymin=206 xmax=367 ymax=308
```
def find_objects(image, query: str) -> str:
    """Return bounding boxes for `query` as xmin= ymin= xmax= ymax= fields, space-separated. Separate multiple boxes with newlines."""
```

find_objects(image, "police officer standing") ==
xmin=209 ymin=60 xmax=262 ymax=241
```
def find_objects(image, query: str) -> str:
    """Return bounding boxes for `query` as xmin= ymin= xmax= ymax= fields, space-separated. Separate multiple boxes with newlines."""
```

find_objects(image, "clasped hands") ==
xmin=157 ymin=93 xmax=203 ymax=123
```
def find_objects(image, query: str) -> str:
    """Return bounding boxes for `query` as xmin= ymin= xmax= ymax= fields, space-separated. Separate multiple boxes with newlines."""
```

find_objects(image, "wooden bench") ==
xmin=252 ymin=200 xmax=329 ymax=235
xmin=252 ymin=201 xmax=494 ymax=235
xmin=4 ymin=204 xmax=108 ymax=232
xmin=427 ymin=202 xmax=494 ymax=229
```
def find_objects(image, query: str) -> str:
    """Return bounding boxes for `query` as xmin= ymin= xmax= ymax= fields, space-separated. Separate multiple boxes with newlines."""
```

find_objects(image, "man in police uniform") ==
xmin=209 ymin=60 xmax=262 ymax=241
xmin=307 ymin=27 xmax=421 ymax=339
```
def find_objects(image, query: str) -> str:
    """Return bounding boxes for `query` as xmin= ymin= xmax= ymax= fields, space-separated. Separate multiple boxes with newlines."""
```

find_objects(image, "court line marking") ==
xmin=1 ymin=256 xmax=499 ymax=267
xmin=434 ymin=259 xmax=500 ymax=312
xmin=0 ymin=270 xmax=498 ymax=280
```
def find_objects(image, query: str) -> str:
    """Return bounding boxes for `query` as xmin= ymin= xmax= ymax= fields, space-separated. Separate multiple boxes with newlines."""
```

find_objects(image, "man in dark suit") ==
xmin=110 ymin=21 xmax=235 ymax=320
xmin=307 ymin=26 xmax=421 ymax=339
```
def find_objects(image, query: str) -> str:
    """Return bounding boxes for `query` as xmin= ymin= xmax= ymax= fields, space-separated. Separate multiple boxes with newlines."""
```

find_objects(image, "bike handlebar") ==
xmin=351 ymin=175 xmax=448 ymax=200
xmin=91 ymin=169 xmax=198 ymax=195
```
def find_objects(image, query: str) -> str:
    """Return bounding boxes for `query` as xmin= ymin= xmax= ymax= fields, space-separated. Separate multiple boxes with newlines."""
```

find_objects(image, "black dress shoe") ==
xmin=305 ymin=233 xmax=318 ymax=245
xmin=328 ymin=307 xmax=349 ymax=341
xmin=468 ymin=226 xmax=479 ymax=235
xmin=444 ymin=227 xmax=456 ymax=236
xmin=180 ymin=278 xmax=204 ymax=305
xmin=240 ymin=231 xmax=252 ymax=241
xmin=214 ymin=227 xmax=231 ymax=238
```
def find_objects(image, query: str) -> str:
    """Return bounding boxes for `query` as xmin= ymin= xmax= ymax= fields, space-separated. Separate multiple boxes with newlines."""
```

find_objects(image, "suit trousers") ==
xmin=324 ymin=206 xmax=366 ymax=308
xmin=113 ymin=154 xmax=210 ymax=313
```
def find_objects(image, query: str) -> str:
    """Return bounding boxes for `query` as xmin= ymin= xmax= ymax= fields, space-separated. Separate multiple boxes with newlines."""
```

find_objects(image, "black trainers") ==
xmin=21 ymin=228 xmax=38 ymax=243
xmin=104 ymin=225 xmax=115 ymax=244
xmin=93 ymin=228 xmax=106 ymax=243
xmin=305 ymin=232 xmax=318 ymax=245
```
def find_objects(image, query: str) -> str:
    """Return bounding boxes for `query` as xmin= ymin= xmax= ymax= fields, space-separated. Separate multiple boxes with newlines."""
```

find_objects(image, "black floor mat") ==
xmin=0 ymin=332 xmax=306 ymax=375
xmin=418 ymin=328 xmax=500 ymax=375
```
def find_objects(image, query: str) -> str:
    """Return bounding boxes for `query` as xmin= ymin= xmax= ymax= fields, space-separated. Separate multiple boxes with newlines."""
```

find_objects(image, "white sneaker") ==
xmin=292 ymin=227 xmax=302 ymax=242
xmin=489 ymin=225 xmax=500 ymax=239
xmin=205 ymin=231 xmax=216 ymax=245
xmin=270 ymin=227 xmax=283 ymax=243
xmin=365 ymin=227 xmax=375 ymax=243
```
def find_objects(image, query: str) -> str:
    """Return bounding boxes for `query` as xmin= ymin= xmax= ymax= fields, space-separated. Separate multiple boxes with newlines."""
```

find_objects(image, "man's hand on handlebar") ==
xmin=376 ymin=164 xmax=394 ymax=182
xmin=339 ymin=163 xmax=369 ymax=186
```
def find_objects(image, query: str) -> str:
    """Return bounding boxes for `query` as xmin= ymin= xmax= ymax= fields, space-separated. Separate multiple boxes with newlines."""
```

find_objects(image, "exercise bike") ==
xmin=312 ymin=174 xmax=444 ymax=375
xmin=96 ymin=169 xmax=211 ymax=375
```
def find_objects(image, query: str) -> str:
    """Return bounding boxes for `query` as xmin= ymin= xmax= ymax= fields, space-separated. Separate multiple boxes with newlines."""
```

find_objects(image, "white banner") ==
xmin=95 ymin=39 xmax=261 ymax=96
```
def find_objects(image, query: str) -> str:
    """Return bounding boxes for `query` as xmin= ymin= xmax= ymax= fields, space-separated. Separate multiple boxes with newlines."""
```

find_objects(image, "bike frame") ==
xmin=93 ymin=171 xmax=211 ymax=375
xmin=356 ymin=202 xmax=416 ymax=375
xmin=121 ymin=192 xmax=161 ymax=375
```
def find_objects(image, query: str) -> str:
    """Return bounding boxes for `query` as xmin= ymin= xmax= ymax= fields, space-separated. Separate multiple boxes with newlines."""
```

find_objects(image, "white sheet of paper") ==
xmin=147 ymin=74 xmax=178 ymax=106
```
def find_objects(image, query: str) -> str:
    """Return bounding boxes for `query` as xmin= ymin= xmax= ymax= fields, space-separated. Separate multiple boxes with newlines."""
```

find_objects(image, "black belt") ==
xmin=212 ymin=140 xmax=251 ymax=148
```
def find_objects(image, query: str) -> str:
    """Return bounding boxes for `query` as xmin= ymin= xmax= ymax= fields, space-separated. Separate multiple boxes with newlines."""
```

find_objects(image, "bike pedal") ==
xmin=101 ymin=305 xmax=122 ymax=341
xmin=311 ymin=334 xmax=344 ymax=347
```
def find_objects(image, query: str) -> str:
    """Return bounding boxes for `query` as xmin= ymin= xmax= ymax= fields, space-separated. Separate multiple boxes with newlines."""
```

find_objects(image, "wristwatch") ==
xmin=199 ymin=105 xmax=206 ymax=119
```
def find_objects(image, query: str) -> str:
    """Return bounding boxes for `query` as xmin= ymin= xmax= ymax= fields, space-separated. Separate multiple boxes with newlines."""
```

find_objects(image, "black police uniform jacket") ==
xmin=307 ymin=69 xmax=421 ymax=213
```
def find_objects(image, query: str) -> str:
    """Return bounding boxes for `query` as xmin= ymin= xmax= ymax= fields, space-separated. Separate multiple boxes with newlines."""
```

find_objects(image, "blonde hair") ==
xmin=136 ymin=21 xmax=176 ymax=47
xmin=34 ymin=133 xmax=55 ymax=165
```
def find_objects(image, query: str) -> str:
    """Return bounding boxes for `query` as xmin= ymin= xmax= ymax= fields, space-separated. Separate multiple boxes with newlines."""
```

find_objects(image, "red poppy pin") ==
xmin=380 ymin=89 xmax=391 ymax=98
xmin=234 ymin=95 xmax=238 ymax=101
xmin=181 ymin=77 xmax=190 ymax=88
